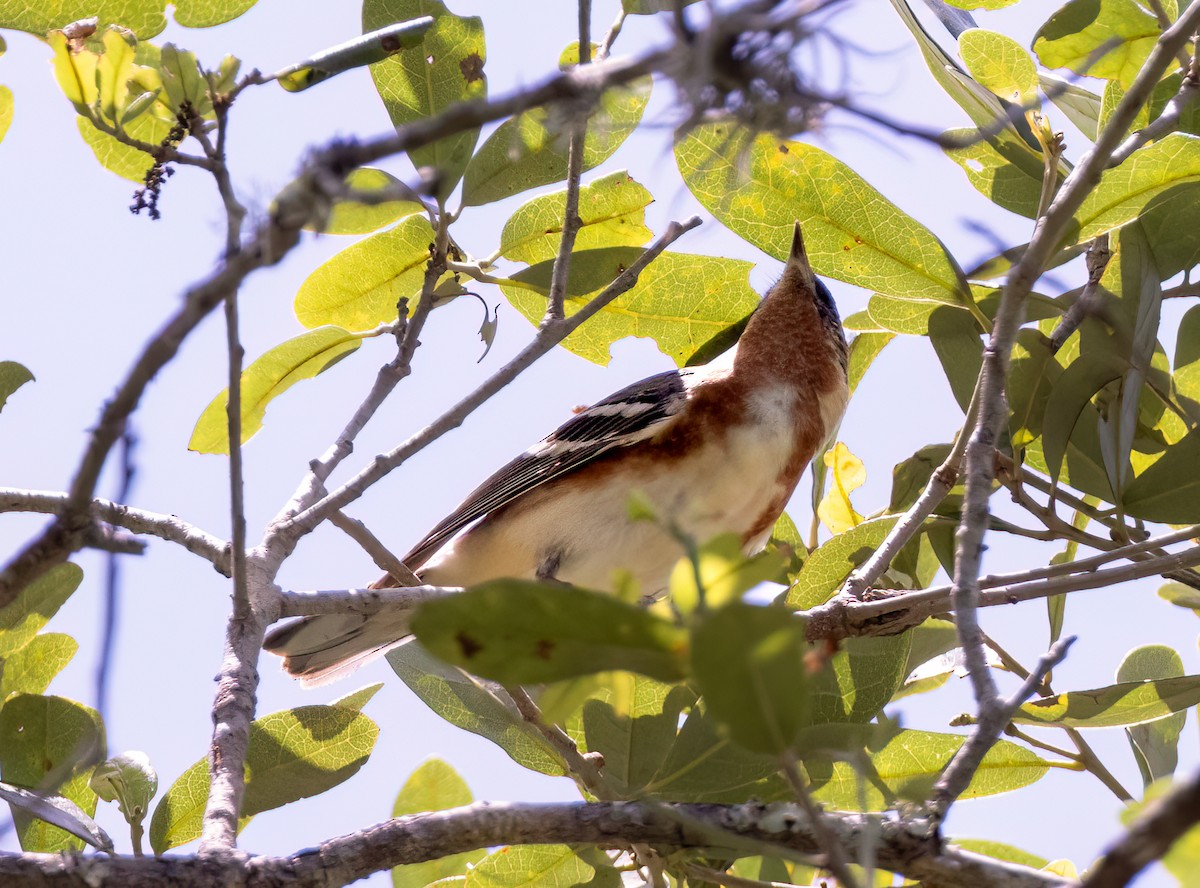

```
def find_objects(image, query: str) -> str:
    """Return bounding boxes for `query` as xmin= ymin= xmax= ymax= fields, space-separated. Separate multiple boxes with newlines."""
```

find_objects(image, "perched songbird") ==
xmin=266 ymin=222 xmax=850 ymax=684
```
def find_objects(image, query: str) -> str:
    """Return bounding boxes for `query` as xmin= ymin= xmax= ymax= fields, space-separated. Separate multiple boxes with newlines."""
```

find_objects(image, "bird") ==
xmin=265 ymin=222 xmax=850 ymax=684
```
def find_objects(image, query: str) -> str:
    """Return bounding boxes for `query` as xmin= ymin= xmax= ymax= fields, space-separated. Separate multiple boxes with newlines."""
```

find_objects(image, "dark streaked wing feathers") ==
xmin=401 ymin=369 xmax=691 ymax=570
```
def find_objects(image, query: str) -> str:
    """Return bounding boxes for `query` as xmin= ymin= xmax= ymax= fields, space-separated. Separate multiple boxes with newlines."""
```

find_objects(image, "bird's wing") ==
xmin=401 ymin=368 xmax=696 ymax=571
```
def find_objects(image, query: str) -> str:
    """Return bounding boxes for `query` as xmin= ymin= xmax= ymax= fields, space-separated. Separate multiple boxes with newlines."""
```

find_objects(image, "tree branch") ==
xmin=277 ymin=585 xmax=456 ymax=618
xmin=0 ymin=800 xmax=1073 ymax=888
xmin=0 ymin=488 xmax=231 ymax=575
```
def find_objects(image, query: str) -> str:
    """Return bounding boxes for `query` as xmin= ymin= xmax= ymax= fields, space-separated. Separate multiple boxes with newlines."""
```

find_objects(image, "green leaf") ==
xmin=1072 ymin=135 xmax=1200 ymax=244
xmin=1123 ymin=428 xmax=1200 ymax=522
xmin=0 ymin=85 xmax=12 ymax=145
xmin=929 ymin=305 xmax=983 ymax=413
xmin=501 ymin=249 xmax=760 ymax=367
xmin=807 ymin=730 xmax=1048 ymax=810
xmin=412 ymin=580 xmax=688 ymax=684
xmin=392 ymin=759 xmax=485 ymax=888
xmin=0 ymin=633 xmax=77 ymax=698
xmin=386 ymin=643 xmax=565 ymax=776
xmin=308 ymin=168 xmax=425 ymax=235
xmin=1008 ymin=329 xmax=1060 ymax=448
xmin=1 ymin=3 xmax=167 ymax=38
xmin=889 ymin=444 xmax=954 ymax=513
xmin=189 ymin=326 xmax=364 ymax=453
xmin=1033 ymin=0 xmax=1163 ymax=88
xmin=0 ymin=361 xmax=33 ymax=412
xmin=294 ymin=214 xmax=434 ymax=329
xmin=623 ymin=0 xmax=701 ymax=12
xmin=363 ymin=0 xmax=485 ymax=197
xmin=572 ymin=674 xmax=694 ymax=796
xmin=690 ymin=603 xmax=809 ymax=755
xmin=958 ymin=29 xmax=1038 ymax=104
xmin=172 ymin=0 xmax=258 ymax=28
xmin=676 ymin=124 xmax=970 ymax=308
xmin=943 ymin=126 xmax=1053 ymax=219
xmin=1118 ymin=646 xmax=1185 ymax=788
xmin=944 ymin=0 xmax=1019 ymax=8
xmin=500 ymin=170 xmax=653 ymax=264
xmin=0 ymin=694 xmax=105 ymax=852
xmin=847 ymin=332 xmax=893 ymax=395
xmin=462 ymin=45 xmax=650 ymax=206
xmin=1015 ymin=674 xmax=1200 ymax=728
xmin=466 ymin=844 xmax=594 ymax=888
xmin=1040 ymin=350 xmax=1127 ymax=486
xmin=149 ymin=705 xmax=378 ymax=853
xmin=808 ymin=634 xmax=911 ymax=727
xmin=90 ymin=751 xmax=157 ymax=826
xmin=785 ymin=516 xmax=897 ymax=610
xmin=1122 ymin=778 xmax=1200 ymax=885
xmin=0 ymin=563 xmax=83 ymax=658
xmin=0 ymin=782 xmax=112 ymax=852
xmin=1159 ymin=580 xmax=1200 ymax=614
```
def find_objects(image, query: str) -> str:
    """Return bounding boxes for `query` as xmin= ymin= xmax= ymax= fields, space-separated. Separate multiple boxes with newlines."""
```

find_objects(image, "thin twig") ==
xmin=1048 ymin=234 xmax=1112 ymax=352
xmin=780 ymin=753 xmax=861 ymax=888
xmin=329 ymin=511 xmax=419 ymax=584
xmin=930 ymin=637 xmax=1076 ymax=816
xmin=507 ymin=687 xmax=611 ymax=799
xmin=96 ymin=429 xmax=138 ymax=723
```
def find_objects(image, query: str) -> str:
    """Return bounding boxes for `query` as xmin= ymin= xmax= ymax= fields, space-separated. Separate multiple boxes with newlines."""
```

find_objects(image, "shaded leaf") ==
xmin=1034 ymin=0 xmax=1163 ymax=88
xmin=502 ymin=249 xmax=760 ymax=366
xmin=295 ymin=213 xmax=434 ymax=329
xmin=276 ymin=17 xmax=434 ymax=93
xmin=190 ymin=326 xmax=364 ymax=453
xmin=413 ymin=580 xmax=688 ymax=684
xmin=1040 ymin=350 xmax=1127 ymax=485
xmin=386 ymin=643 xmax=566 ymax=776
xmin=1039 ymin=72 xmax=1101 ymax=140
xmin=363 ymin=0 xmax=485 ymax=196
xmin=308 ymin=168 xmax=425 ymax=235
xmin=807 ymin=634 xmax=911 ymax=726
xmin=330 ymin=682 xmax=384 ymax=712
xmin=466 ymin=844 xmax=593 ymax=888
xmin=0 ymin=782 xmax=112 ymax=853
xmin=1015 ymin=674 xmax=1200 ymax=728
xmin=943 ymin=126 xmax=1053 ymax=218
xmin=690 ymin=603 xmax=809 ymax=755
xmin=929 ymin=305 xmax=983 ymax=413
xmin=149 ymin=705 xmax=378 ymax=852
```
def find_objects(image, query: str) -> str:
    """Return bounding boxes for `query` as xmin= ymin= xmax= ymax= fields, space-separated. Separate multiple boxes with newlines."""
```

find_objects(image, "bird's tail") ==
xmin=263 ymin=573 xmax=415 ymax=686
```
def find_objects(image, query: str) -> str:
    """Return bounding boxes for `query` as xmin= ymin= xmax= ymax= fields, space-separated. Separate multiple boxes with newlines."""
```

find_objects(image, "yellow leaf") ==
xmin=817 ymin=442 xmax=866 ymax=534
xmin=1041 ymin=860 xmax=1078 ymax=878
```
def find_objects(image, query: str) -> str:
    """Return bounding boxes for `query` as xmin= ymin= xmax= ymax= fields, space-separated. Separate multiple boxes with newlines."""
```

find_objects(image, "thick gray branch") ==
xmin=0 ymin=801 xmax=1070 ymax=888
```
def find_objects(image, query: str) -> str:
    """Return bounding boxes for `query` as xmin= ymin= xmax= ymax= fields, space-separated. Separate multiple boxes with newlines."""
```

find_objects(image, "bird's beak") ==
xmin=787 ymin=221 xmax=818 ymax=291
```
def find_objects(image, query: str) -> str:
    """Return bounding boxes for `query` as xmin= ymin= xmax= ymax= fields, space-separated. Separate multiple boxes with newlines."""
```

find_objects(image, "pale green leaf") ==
xmin=0 ymin=694 xmax=105 ymax=852
xmin=0 ymin=564 xmax=83 ymax=658
xmin=149 ymin=705 xmax=378 ymax=852
xmin=943 ymin=126 xmax=1052 ymax=218
xmin=808 ymin=730 xmax=1048 ymax=809
xmin=847 ymin=332 xmax=893 ymax=395
xmin=90 ymin=751 xmax=157 ymax=825
xmin=330 ymin=682 xmax=384 ymax=711
xmin=466 ymin=844 xmax=593 ymax=888
xmin=189 ymin=326 xmax=364 ymax=454
xmin=364 ymin=0 xmax=486 ymax=196
xmin=1039 ymin=72 xmax=1101 ymax=141
xmin=500 ymin=170 xmax=653 ymax=264
xmin=1 ymin=2 xmax=165 ymax=38
xmin=959 ymin=29 xmax=1038 ymax=104
xmin=1034 ymin=0 xmax=1163 ymax=88
xmin=1073 ymin=135 xmax=1200 ymax=244
xmin=951 ymin=839 xmax=1049 ymax=869
xmin=387 ymin=643 xmax=566 ymax=776
xmin=463 ymin=45 xmax=649 ymax=206
xmin=392 ymin=759 xmax=484 ymax=888
xmin=676 ymin=125 xmax=970 ymax=307
xmin=412 ymin=580 xmax=689 ymax=684
xmin=172 ymin=0 xmax=257 ymax=28
xmin=1015 ymin=674 xmax=1200 ymax=728
xmin=668 ymin=533 xmax=785 ymax=615
xmin=0 ymin=85 xmax=12 ymax=145
xmin=309 ymin=168 xmax=425 ymax=235
xmin=294 ymin=214 xmax=434 ymax=329
xmin=501 ymin=249 xmax=760 ymax=367
xmin=0 ymin=633 xmax=77 ymax=698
